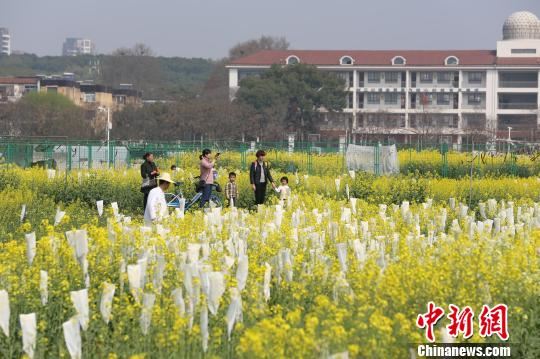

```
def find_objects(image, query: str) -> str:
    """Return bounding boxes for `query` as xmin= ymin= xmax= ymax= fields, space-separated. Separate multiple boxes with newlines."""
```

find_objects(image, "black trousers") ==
xmin=254 ymin=183 xmax=267 ymax=205
xmin=143 ymin=191 xmax=149 ymax=211
xmin=142 ymin=188 xmax=152 ymax=211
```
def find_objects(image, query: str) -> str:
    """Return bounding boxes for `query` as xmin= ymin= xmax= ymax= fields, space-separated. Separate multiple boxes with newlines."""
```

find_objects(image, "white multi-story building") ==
xmin=62 ymin=38 xmax=95 ymax=56
xmin=227 ymin=11 xmax=540 ymax=143
xmin=0 ymin=28 xmax=11 ymax=56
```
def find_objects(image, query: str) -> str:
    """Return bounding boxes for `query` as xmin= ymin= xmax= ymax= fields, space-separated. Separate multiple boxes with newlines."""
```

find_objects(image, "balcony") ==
xmin=410 ymin=93 xmax=458 ymax=110
xmin=498 ymin=81 xmax=538 ymax=88
xmin=462 ymin=80 xmax=486 ymax=88
xmin=498 ymin=114 xmax=538 ymax=132
xmin=462 ymin=103 xmax=486 ymax=110
xmin=498 ymin=71 xmax=538 ymax=88
xmin=462 ymin=114 xmax=486 ymax=130
xmin=463 ymin=72 xmax=486 ymax=88
xmin=498 ymin=93 xmax=538 ymax=110
xmin=498 ymin=103 xmax=538 ymax=110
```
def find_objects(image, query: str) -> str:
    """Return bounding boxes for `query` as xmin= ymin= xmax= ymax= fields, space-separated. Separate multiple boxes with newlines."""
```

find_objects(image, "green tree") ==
xmin=236 ymin=64 xmax=346 ymax=140
xmin=0 ymin=92 xmax=93 ymax=138
xmin=100 ymin=44 xmax=163 ymax=99
xmin=203 ymin=36 xmax=289 ymax=99
xmin=0 ymin=53 xmax=214 ymax=100
xmin=228 ymin=36 xmax=289 ymax=60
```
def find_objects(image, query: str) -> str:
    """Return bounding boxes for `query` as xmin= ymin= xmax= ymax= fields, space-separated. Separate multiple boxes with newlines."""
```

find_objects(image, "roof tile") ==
xmin=229 ymin=50 xmax=540 ymax=66
xmin=0 ymin=77 xmax=39 ymax=85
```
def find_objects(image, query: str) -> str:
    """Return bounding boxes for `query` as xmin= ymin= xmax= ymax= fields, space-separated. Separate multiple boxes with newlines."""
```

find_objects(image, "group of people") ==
xmin=140 ymin=149 xmax=291 ymax=224
xmin=226 ymin=150 xmax=291 ymax=206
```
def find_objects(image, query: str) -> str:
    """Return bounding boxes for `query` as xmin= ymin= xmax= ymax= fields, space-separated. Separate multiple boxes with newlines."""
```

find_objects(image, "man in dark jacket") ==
xmin=250 ymin=150 xmax=276 ymax=205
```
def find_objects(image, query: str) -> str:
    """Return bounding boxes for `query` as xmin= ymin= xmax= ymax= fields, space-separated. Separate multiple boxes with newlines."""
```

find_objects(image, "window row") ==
xmin=237 ymin=69 xmax=486 ymax=87
xmin=366 ymin=71 xmax=401 ymax=83
xmin=284 ymin=55 xmax=461 ymax=66
xmin=357 ymin=114 xmax=460 ymax=128
xmin=349 ymin=93 xmax=485 ymax=108
xmin=337 ymin=71 xmax=485 ymax=87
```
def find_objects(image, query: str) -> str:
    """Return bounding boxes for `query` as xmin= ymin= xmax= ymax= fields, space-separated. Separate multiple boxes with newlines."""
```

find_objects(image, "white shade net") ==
xmin=345 ymin=144 xmax=399 ymax=175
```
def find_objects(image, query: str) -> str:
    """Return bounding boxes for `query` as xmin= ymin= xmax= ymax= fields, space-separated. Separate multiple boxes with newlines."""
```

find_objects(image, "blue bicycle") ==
xmin=165 ymin=179 xmax=222 ymax=210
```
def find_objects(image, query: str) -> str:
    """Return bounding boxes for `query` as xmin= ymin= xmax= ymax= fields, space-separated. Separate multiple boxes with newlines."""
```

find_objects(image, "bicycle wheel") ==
xmin=186 ymin=192 xmax=202 ymax=211
xmin=209 ymin=194 xmax=222 ymax=208
xmin=164 ymin=193 xmax=179 ymax=208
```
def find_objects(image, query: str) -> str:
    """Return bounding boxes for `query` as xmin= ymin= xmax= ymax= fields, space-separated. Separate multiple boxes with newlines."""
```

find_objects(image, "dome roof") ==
xmin=503 ymin=11 xmax=540 ymax=40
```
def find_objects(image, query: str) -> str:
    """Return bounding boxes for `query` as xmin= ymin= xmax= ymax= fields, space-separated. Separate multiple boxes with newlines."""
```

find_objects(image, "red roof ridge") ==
xmin=229 ymin=49 xmax=501 ymax=66
xmin=259 ymin=49 xmax=495 ymax=52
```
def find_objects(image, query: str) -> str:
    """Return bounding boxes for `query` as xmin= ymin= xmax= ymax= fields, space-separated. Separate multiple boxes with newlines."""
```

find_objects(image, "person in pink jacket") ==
xmin=199 ymin=148 xmax=220 ymax=208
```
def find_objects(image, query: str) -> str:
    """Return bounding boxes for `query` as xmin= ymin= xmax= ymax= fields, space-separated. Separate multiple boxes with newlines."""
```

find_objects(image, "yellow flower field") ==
xmin=0 ymin=162 xmax=539 ymax=358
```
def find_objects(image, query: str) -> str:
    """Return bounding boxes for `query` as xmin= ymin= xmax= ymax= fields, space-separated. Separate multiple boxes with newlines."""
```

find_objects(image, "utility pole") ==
xmin=107 ymin=107 xmax=111 ymax=167
xmin=98 ymin=107 xmax=111 ymax=167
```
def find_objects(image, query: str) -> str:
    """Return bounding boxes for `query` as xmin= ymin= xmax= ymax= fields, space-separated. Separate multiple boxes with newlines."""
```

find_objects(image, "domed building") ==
xmin=502 ymin=11 xmax=540 ymax=40
xmin=228 ymin=11 xmax=540 ymax=144
xmin=497 ymin=11 xmax=540 ymax=57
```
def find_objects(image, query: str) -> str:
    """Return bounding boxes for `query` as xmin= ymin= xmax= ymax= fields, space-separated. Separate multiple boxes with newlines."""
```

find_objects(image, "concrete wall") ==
xmin=497 ymin=39 xmax=540 ymax=57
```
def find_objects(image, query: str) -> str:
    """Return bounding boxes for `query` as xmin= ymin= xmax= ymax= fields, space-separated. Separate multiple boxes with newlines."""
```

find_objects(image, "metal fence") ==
xmin=1 ymin=137 xmax=539 ymax=176
xmin=0 ymin=138 xmax=349 ymax=174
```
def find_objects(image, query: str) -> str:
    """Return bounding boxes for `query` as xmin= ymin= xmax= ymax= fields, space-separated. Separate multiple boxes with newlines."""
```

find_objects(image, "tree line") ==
xmin=0 ymin=49 xmax=214 ymax=100
xmin=0 ymin=36 xmax=347 ymax=141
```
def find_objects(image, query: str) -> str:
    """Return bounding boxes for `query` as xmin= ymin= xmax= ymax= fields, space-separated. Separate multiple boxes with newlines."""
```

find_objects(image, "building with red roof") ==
xmin=0 ymin=76 xmax=40 ymax=103
xmin=227 ymin=11 xmax=540 ymax=144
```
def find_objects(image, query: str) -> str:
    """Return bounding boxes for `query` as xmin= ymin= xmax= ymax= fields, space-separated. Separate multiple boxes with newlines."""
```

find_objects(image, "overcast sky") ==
xmin=2 ymin=0 xmax=539 ymax=58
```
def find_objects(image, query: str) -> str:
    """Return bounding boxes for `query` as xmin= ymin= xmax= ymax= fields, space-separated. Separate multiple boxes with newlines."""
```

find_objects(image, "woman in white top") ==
xmin=144 ymin=172 xmax=175 ymax=225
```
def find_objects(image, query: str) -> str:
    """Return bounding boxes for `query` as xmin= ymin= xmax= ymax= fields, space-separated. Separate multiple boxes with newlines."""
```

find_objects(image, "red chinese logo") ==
xmin=417 ymin=303 xmax=509 ymax=342
xmin=446 ymin=304 xmax=474 ymax=339
xmin=416 ymin=301 xmax=445 ymax=342
xmin=479 ymin=304 xmax=509 ymax=341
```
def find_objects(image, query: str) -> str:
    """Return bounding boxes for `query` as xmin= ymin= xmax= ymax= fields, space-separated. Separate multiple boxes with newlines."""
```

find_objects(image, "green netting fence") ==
xmin=1 ymin=137 xmax=540 ymax=177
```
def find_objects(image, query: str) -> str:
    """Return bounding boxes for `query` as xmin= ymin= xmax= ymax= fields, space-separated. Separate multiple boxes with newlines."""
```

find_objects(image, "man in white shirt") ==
xmin=144 ymin=172 xmax=175 ymax=225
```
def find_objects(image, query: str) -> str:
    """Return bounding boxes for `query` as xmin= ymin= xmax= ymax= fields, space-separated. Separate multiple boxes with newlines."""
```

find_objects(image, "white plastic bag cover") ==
xmin=20 ymin=204 xmax=26 ymax=222
xmin=62 ymin=317 xmax=82 ymax=359
xmin=40 ymin=270 xmax=48 ymax=305
xmin=20 ymin=312 xmax=37 ymax=359
xmin=263 ymin=262 xmax=272 ymax=302
xmin=236 ymin=255 xmax=249 ymax=291
xmin=226 ymin=288 xmax=243 ymax=339
xmin=70 ymin=289 xmax=89 ymax=331
xmin=96 ymin=200 xmax=104 ymax=217
xmin=207 ymin=272 xmax=225 ymax=315
xmin=201 ymin=303 xmax=209 ymax=352
xmin=100 ymin=282 xmax=116 ymax=324
xmin=140 ymin=293 xmax=155 ymax=335
xmin=0 ymin=290 xmax=9 ymax=336
xmin=26 ymin=232 xmax=36 ymax=265
xmin=54 ymin=208 xmax=65 ymax=226
xmin=171 ymin=288 xmax=185 ymax=317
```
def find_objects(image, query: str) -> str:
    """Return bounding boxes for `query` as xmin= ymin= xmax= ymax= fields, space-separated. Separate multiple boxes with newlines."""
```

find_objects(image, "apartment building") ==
xmin=39 ymin=78 xmax=142 ymax=111
xmin=0 ymin=77 xmax=39 ymax=102
xmin=227 ymin=11 xmax=540 ymax=143
xmin=0 ymin=28 xmax=11 ymax=55
xmin=62 ymin=38 xmax=95 ymax=56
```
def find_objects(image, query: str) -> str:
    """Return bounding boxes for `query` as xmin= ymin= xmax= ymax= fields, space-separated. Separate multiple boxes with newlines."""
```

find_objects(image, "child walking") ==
xmin=225 ymin=172 xmax=239 ymax=207
xmin=275 ymin=176 xmax=291 ymax=204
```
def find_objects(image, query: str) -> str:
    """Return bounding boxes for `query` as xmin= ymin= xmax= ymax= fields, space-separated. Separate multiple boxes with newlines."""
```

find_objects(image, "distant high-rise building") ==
xmin=62 ymin=38 xmax=94 ymax=56
xmin=0 ymin=28 xmax=11 ymax=56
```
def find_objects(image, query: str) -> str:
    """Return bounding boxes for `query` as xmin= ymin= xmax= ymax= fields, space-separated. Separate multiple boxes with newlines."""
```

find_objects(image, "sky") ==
xmin=1 ymin=0 xmax=540 ymax=59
